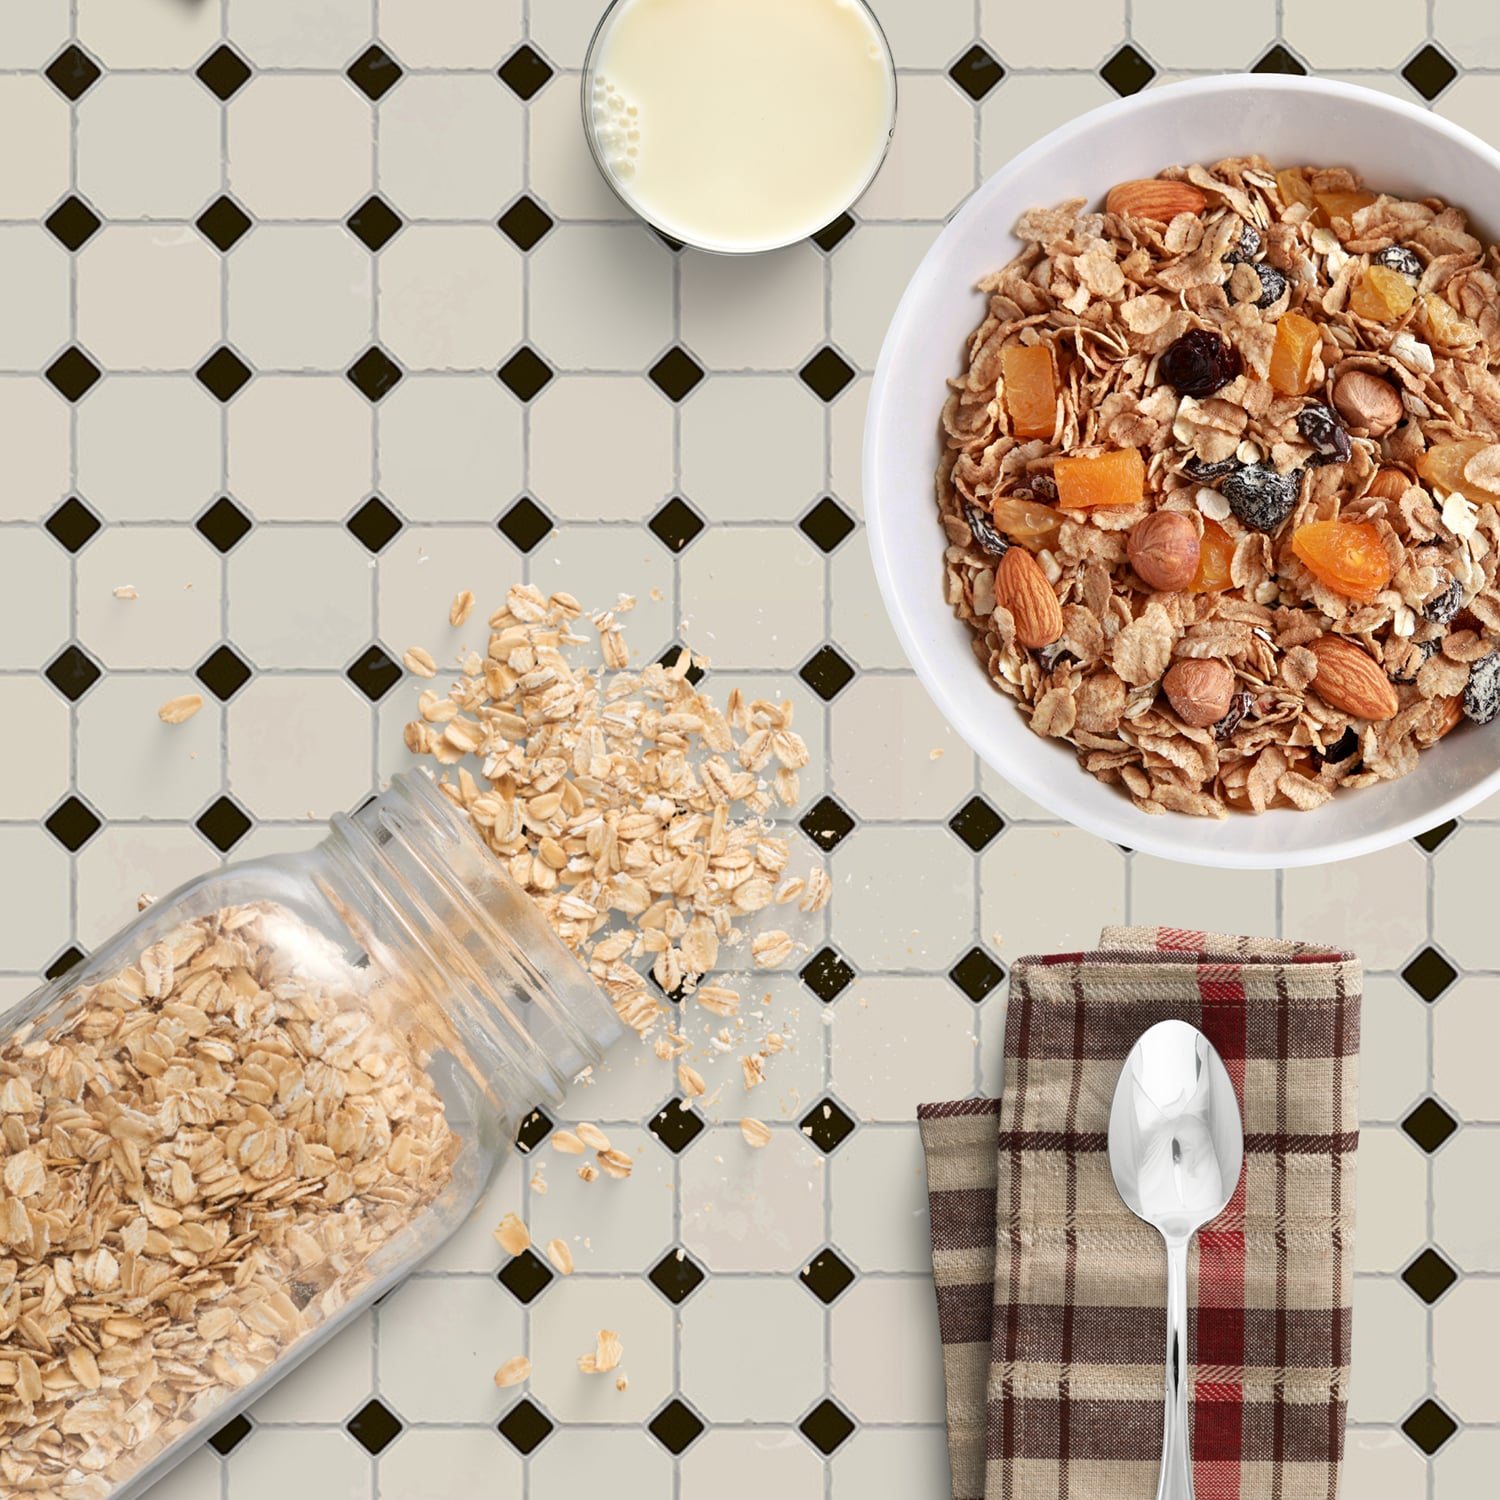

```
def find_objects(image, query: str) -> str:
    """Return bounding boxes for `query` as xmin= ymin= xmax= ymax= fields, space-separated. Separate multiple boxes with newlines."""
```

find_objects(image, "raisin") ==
xmin=1182 ymin=453 xmax=1240 ymax=482
xmin=1222 ymin=462 xmax=1303 ymax=533
xmin=1463 ymin=651 xmax=1500 ymax=725
xmin=1324 ymin=725 xmax=1360 ymax=762
xmin=1374 ymin=244 xmax=1423 ymax=280
xmin=963 ymin=503 xmax=1009 ymax=557
xmin=1037 ymin=642 xmax=1073 ymax=673
xmin=1296 ymin=403 xmax=1352 ymax=465
xmin=1158 ymin=329 xmax=1243 ymax=398
xmin=1250 ymin=264 xmax=1288 ymax=308
xmin=1017 ymin=473 xmax=1058 ymax=503
xmin=1225 ymin=221 xmax=1262 ymax=264
xmin=1214 ymin=691 xmax=1253 ymax=740
xmin=1390 ymin=638 xmax=1439 ymax=684
xmin=1422 ymin=575 xmax=1463 ymax=625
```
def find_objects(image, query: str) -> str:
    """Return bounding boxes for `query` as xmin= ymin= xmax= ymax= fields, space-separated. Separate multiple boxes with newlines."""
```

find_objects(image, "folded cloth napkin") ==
xmin=919 ymin=927 xmax=1360 ymax=1500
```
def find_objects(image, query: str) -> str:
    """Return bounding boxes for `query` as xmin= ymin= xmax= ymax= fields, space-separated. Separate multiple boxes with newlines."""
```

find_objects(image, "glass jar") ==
xmin=0 ymin=771 xmax=620 ymax=1500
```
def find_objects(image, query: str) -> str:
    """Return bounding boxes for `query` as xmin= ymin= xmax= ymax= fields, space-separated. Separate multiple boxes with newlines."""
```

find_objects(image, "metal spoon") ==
xmin=1107 ymin=1020 xmax=1244 ymax=1500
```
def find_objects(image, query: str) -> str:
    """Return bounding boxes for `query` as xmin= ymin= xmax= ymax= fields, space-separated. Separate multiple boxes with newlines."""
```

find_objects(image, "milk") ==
xmin=587 ymin=0 xmax=895 ymax=253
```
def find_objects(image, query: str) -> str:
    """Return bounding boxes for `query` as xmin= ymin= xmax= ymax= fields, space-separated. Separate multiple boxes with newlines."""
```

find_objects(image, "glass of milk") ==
xmin=582 ymin=0 xmax=897 ymax=254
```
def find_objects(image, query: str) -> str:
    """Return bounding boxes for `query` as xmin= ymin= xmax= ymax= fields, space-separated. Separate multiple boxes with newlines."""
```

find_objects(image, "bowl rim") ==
xmin=863 ymin=73 xmax=1500 ymax=868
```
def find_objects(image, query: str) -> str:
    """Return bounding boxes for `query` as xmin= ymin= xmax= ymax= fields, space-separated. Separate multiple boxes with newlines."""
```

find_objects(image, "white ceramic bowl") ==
xmin=864 ymin=75 xmax=1500 ymax=869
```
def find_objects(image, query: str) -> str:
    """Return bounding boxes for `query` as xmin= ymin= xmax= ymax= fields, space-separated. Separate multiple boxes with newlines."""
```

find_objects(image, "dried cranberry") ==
xmin=1297 ymin=403 xmax=1352 ymax=466
xmin=1222 ymin=462 xmax=1303 ymax=533
xmin=1158 ymin=329 xmax=1243 ymax=398
xmin=1224 ymin=221 xmax=1262 ymax=265
xmin=1374 ymin=245 xmax=1423 ymax=280
xmin=963 ymin=504 xmax=1008 ymax=557
xmin=1182 ymin=453 xmax=1240 ymax=482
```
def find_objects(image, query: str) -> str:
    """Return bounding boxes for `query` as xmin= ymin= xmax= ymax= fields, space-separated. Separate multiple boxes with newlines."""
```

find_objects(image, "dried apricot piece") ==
xmin=1000 ymin=345 xmax=1057 ymax=440
xmin=991 ymin=495 xmax=1061 ymax=546
xmin=1188 ymin=519 xmax=1235 ymax=594
xmin=1055 ymin=447 xmax=1145 ymax=510
xmin=1291 ymin=520 xmax=1393 ymax=601
xmin=1312 ymin=188 xmax=1376 ymax=223
xmin=1418 ymin=439 xmax=1500 ymax=505
xmin=1348 ymin=263 xmax=1417 ymax=322
xmin=1267 ymin=310 xmax=1322 ymax=396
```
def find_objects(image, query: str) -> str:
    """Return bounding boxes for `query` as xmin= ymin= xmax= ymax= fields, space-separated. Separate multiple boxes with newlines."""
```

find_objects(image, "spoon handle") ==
xmin=1156 ymin=1238 xmax=1194 ymax=1500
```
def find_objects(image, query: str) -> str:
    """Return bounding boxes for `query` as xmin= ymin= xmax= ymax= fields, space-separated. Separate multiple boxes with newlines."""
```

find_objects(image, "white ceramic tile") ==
xmin=0 ymin=378 xmax=70 ymax=522
xmin=830 ymin=1124 xmax=934 ymax=1273
xmin=680 ymin=243 xmax=825 ymax=371
xmin=1355 ymin=1127 xmax=1428 ymax=1273
xmin=229 ymin=823 xmax=326 ymax=862
xmin=1130 ymin=855 xmax=1278 ymax=943
xmin=379 ymin=75 xmax=523 ymax=221
xmin=419 ymin=1152 xmax=523 ymax=1274
xmin=378 ymin=0 xmax=523 ymax=68
xmin=830 ymin=224 xmax=940 ymax=370
xmin=681 ymin=1279 xmax=825 ymax=1421
xmin=378 ymin=374 xmax=524 ymax=521
xmin=528 ymin=1430 xmax=671 ymax=1499
xmin=1317 ymin=71 xmax=1424 ymax=105
xmin=1434 ymin=826 xmax=1500 ymax=969
xmin=830 ymin=540 xmax=910 ymax=672
xmin=1435 ymin=2 xmax=1500 ymax=70
xmin=77 ymin=76 xmax=222 ymax=220
xmin=526 ymin=528 xmax=675 ymax=661
xmin=227 ymin=525 xmax=374 ymax=668
xmin=1433 ymin=1277 xmax=1500 ymax=1420
xmin=0 ymin=227 xmax=69 ymax=370
xmin=876 ymin=0 xmax=976 ymax=68
xmin=379 ymin=1429 xmax=522 ymax=1500
xmin=528 ymin=72 xmax=624 ymax=220
xmin=229 ymin=226 xmax=373 ymax=371
xmin=76 ymin=0 xmax=223 ymax=69
xmin=546 ymin=1040 xmax=673 ymax=1127
xmin=78 ymin=226 xmax=222 ymax=371
xmin=1284 ymin=0 xmax=1428 ymax=70
xmin=980 ymin=0 xmax=1125 ymax=68
xmin=0 ymin=527 xmax=69 ymax=669
xmin=978 ymin=990 xmax=1010 ymax=1096
xmin=0 ymin=677 xmax=69 ymax=821
xmin=229 ymin=76 xmax=373 ymax=220
xmin=680 ymin=1124 xmax=827 ymax=1273
xmin=135 ymin=1446 xmax=221 ymax=1500
xmin=1341 ymin=1428 xmax=1431 ymax=1500
xmin=1435 ymin=1429 xmax=1500 ymax=1500
xmin=0 ymin=827 xmax=72 ymax=972
xmin=529 ymin=224 xmax=675 ymax=371
xmin=527 ymin=1 xmax=601 ymax=68
xmin=1283 ymin=838 xmax=1429 ymax=972
xmin=678 ymin=527 xmax=824 ymax=670
xmin=981 ymin=826 xmax=1125 ymax=957
xmin=977 ymin=758 xmax=1066 ymax=822
xmin=832 ymin=1426 xmax=953 ymax=1500
xmin=830 ymin=1275 xmax=945 ymax=1422
xmin=0 ymin=0 xmax=69 ymax=69
xmin=77 ymin=376 xmax=223 ymax=523
xmin=980 ymin=73 xmax=1117 ymax=178
xmin=225 ymin=1427 xmax=371 ymax=1500
xmin=679 ymin=1430 xmax=826 ymax=1500
xmin=1434 ymin=977 xmax=1500 ymax=1123
xmin=227 ymin=675 xmax=374 ymax=818
xmin=1131 ymin=0 xmax=1276 ymax=70
xmin=1348 ymin=1277 xmax=1429 ymax=1422
xmin=1359 ymin=976 xmax=1428 ymax=1123
xmin=1433 ymin=1130 xmax=1500 ymax=1270
xmin=228 ymin=376 xmax=373 ymax=522
xmin=377 ymin=1274 xmax=522 ymax=1423
xmin=250 ymin=1311 xmax=374 ymax=1424
xmin=530 ymin=376 xmax=671 ymax=522
xmin=75 ymin=826 xmax=216 ymax=948
xmin=75 ymin=526 xmax=223 ymax=669
xmin=856 ymin=76 xmax=975 ymax=221
xmin=378 ymin=226 xmax=522 ymax=370
xmin=232 ymin=0 xmax=373 ymax=69
xmin=527 ymin=1276 xmax=674 ymax=1422
xmin=828 ymin=373 xmax=869 ymax=517
xmin=0 ymin=77 xmax=70 ymax=218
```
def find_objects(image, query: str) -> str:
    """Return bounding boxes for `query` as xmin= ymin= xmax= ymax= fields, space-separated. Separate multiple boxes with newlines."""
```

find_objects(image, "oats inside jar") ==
xmin=938 ymin=156 xmax=1500 ymax=817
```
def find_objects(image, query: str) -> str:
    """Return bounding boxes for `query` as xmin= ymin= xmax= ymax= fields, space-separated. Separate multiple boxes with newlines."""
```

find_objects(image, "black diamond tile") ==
xmin=45 ymin=796 xmax=101 ymax=853
xmin=195 ymin=44 xmax=252 ymax=101
xmin=498 ymin=194 xmax=554 ymax=251
xmin=949 ymin=43 xmax=1005 ymax=101
xmin=346 ymin=194 xmax=403 ymax=252
xmin=799 ymin=795 xmax=855 ymax=852
xmin=799 ymin=645 xmax=856 ymax=702
xmin=195 ymin=796 xmax=253 ymax=853
xmin=207 ymin=1414 xmax=253 ymax=1456
xmin=45 ymin=44 xmax=101 ymax=101
xmin=498 ymin=346 xmax=553 ymax=403
xmin=800 ymin=1248 xmax=857 ymax=1304
xmin=44 ymin=496 xmax=102 ymax=553
xmin=647 ymin=1398 xmax=705 ymax=1456
xmin=346 ymin=644 xmax=403 ymax=702
xmin=799 ymin=1398 xmax=856 ymax=1455
xmin=497 ymin=1248 xmax=554 ymax=1304
xmin=800 ymin=1097 xmax=856 ymax=1154
xmin=1402 ymin=1098 xmax=1458 ymax=1153
xmin=648 ymin=496 xmax=705 ymax=554
xmin=1403 ymin=43 xmax=1458 ymax=101
xmin=949 ymin=796 xmax=1006 ymax=852
xmin=44 ymin=195 xmax=101 ymax=252
xmin=44 ymin=644 xmax=102 ymax=702
xmin=649 ymin=1099 xmax=706 ymax=1153
xmin=801 ymin=947 xmax=855 ymax=1003
xmin=1100 ymin=44 xmax=1156 ymax=97
xmin=195 ymin=497 xmax=253 ymax=554
xmin=515 ymin=1106 xmax=553 ymax=1154
xmin=1402 ymin=947 xmax=1458 ymax=1002
xmin=347 ymin=346 xmax=403 ymax=402
xmin=346 ymin=1399 xmax=402 ymax=1455
xmin=799 ymin=496 xmax=856 ymax=552
xmin=1253 ymin=43 xmax=1307 ymax=75
xmin=498 ymin=496 xmax=554 ymax=552
xmin=1401 ymin=1248 xmax=1459 ymax=1305
xmin=196 ymin=347 xmax=252 ymax=402
xmin=1401 ymin=1399 xmax=1458 ymax=1456
xmin=45 ymin=347 xmax=101 ymax=403
xmin=811 ymin=213 xmax=856 ymax=252
xmin=800 ymin=346 xmax=856 ymax=402
xmin=650 ymin=964 xmax=687 ymax=1004
xmin=44 ymin=945 xmax=87 ymax=983
xmin=498 ymin=44 xmax=553 ymax=101
xmin=196 ymin=645 xmax=253 ymax=701
xmin=347 ymin=44 xmax=402 ymax=101
xmin=647 ymin=1248 xmax=706 ymax=1305
xmin=658 ymin=644 xmax=704 ymax=687
xmin=649 ymin=347 xmax=705 ymax=402
xmin=950 ymin=946 xmax=1005 ymax=1002
xmin=1414 ymin=819 xmax=1458 ymax=853
xmin=196 ymin=195 xmax=253 ymax=252
xmin=498 ymin=1398 xmax=553 ymax=1455
xmin=346 ymin=496 xmax=404 ymax=553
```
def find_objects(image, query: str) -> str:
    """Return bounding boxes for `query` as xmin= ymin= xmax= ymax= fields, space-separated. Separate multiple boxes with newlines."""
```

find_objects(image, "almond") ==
xmin=1367 ymin=467 xmax=1411 ymax=501
xmin=1127 ymin=512 xmax=1200 ymax=591
xmin=993 ymin=546 xmax=1063 ymax=649
xmin=1162 ymin=658 xmax=1235 ymax=728
xmin=1309 ymin=634 xmax=1400 ymax=721
xmin=1332 ymin=369 xmax=1403 ymax=436
xmin=1105 ymin=179 xmax=1209 ymax=223
xmin=1434 ymin=694 xmax=1463 ymax=740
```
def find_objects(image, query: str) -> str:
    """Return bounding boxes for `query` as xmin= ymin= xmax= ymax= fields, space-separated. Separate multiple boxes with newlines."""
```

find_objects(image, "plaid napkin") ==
xmin=919 ymin=927 xmax=1360 ymax=1500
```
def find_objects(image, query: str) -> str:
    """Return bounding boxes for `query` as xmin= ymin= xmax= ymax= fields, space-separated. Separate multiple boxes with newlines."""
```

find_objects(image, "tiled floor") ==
xmin=1 ymin=1 xmax=1498 ymax=1497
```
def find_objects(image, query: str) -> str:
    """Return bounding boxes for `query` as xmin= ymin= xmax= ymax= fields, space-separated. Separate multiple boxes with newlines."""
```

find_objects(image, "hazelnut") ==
xmin=1163 ymin=658 xmax=1236 ymax=728
xmin=1332 ymin=369 xmax=1403 ymax=436
xmin=1127 ymin=511 xmax=1200 ymax=591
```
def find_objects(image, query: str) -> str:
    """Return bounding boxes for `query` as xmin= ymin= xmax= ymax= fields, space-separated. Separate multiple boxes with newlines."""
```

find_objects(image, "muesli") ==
xmin=938 ymin=156 xmax=1500 ymax=816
